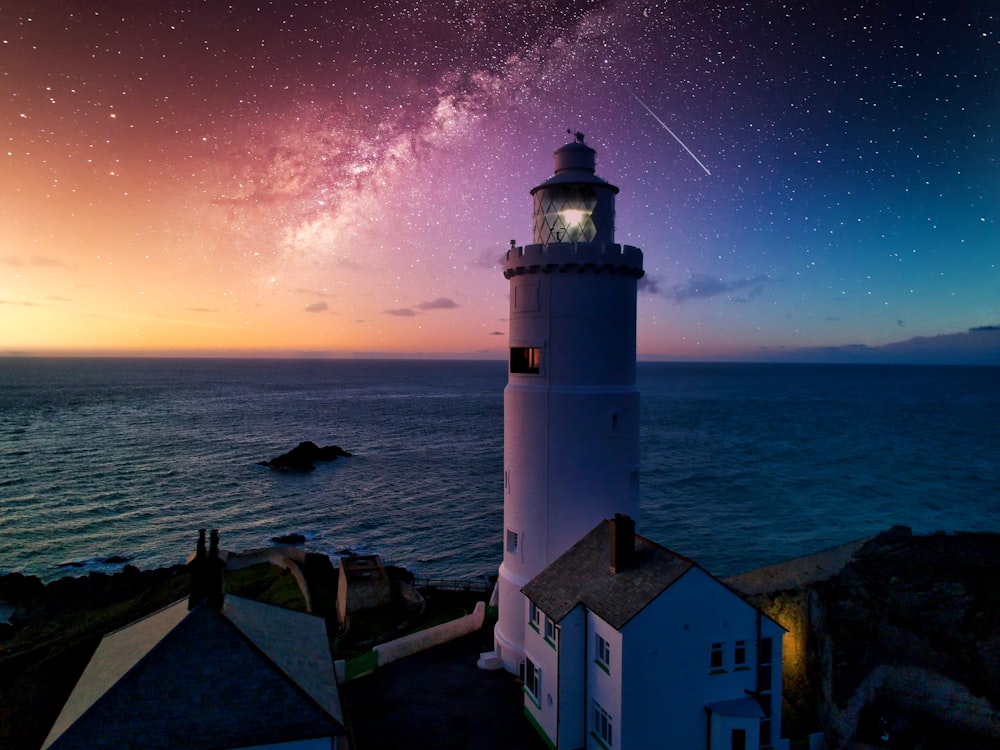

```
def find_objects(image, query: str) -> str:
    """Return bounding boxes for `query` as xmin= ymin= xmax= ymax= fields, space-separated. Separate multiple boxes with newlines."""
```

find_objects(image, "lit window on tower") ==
xmin=510 ymin=346 xmax=541 ymax=374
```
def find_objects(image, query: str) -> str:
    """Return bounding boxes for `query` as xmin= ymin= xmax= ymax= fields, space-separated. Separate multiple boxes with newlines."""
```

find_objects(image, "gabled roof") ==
xmin=522 ymin=520 xmax=695 ymax=629
xmin=43 ymin=595 xmax=344 ymax=750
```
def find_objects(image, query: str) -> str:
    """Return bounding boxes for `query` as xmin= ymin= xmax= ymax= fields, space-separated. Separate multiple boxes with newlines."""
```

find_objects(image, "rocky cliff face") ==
xmin=735 ymin=527 xmax=1000 ymax=749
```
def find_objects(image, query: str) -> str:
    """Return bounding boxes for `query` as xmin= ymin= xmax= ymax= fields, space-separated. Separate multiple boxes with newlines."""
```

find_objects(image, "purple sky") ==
xmin=3 ymin=0 xmax=998 ymax=362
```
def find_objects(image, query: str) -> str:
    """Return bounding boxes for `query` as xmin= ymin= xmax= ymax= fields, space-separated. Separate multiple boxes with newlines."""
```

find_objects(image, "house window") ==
xmin=710 ymin=642 xmax=725 ymax=672
xmin=544 ymin=616 xmax=559 ymax=649
xmin=525 ymin=658 xmax=541 ymax=706
xmin=592 ymin=699 xmax=613 ymax=747
xmin=758 ymin=637 xmax=775 ymax=748
xmin=595 ymin=634 xmax=611 ymax=673
xmin=734 ymin=640 xmax=748 ymax=670
xmin=529 ymin=601 xmax=541 ymax=632
xmin=510 ymin=346 xmax=541 ymax=374
xmin=760 ymin=636 xmax=773 ymax=665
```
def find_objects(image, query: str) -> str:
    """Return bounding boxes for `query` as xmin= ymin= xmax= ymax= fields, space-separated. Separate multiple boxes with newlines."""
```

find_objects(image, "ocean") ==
xmin=0 ymin=358 xmax=997 ymax=584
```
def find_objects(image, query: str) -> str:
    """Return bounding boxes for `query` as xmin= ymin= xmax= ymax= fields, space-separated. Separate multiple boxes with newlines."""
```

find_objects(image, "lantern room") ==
xmin=530 ymin=132 xmax=619 ymax=245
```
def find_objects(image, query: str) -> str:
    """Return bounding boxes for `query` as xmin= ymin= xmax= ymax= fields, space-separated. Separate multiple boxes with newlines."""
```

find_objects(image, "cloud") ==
xmin=188 ymin=307 xmax=220 ymax=313
xmin=897 ymin=319 xmax=905 ymax=328
xmin=664 ymin=274 xmax=768 ymax=304
xmin=0 ymin=255 xmax=75 ymax=269
xmin=415 ymin=297 xmax=458 ymax=311
xmin=637 ymin=275 xmax=660 ymax=295
xmin=385 ymin=307 xmax=417 ymax=317
xmin=305 ymin=301 xmax=329 ymax=313
xmin=491 ymin=331 xmax=504 ymax=336
xmin=0 ymin=298 xmax=40 ymax=306
xmin=294 ymin=288 xmax=329 ymax=298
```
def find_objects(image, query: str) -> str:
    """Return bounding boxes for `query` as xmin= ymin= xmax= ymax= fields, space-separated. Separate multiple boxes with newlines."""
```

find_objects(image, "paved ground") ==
xmin=342 ymin=626 xmax=549 ymax=750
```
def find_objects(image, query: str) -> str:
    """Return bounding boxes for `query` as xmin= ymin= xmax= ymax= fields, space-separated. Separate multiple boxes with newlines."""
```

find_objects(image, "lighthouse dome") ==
xmin=530 ymin=134 xmax=618 ymax=245
xmin=553 ymin=135 xmax=596 ymax=174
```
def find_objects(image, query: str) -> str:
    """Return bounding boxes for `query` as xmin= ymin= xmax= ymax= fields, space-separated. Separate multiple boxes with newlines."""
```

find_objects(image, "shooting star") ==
xmin=626 ymin=87 xmax=712 ymax=176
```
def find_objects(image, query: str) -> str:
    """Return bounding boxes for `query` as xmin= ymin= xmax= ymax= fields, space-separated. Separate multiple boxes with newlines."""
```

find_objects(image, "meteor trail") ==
xmin=626 ymin=87 xmax=712 ymax=176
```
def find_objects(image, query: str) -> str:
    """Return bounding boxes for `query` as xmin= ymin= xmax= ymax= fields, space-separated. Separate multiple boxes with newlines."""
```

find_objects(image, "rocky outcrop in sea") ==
xmin=258 ymin=440 xmax=352 ymax=471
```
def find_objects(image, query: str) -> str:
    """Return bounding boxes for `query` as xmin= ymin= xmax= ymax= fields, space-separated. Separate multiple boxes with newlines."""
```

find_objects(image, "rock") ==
xmin=258 ymin=441 xmax=352 ymax=471
xmin=271 ymin=533 xmax=306 ymax=545
xmin=0 ymin=572 xmax=45 ymax=608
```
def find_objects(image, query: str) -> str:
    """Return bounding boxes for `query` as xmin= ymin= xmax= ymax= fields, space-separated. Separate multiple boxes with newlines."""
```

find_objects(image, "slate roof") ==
xmin=521 ymin=520 xmax=695 ymax=629
xmin=42 ymin=595 xmax=344 ymax=750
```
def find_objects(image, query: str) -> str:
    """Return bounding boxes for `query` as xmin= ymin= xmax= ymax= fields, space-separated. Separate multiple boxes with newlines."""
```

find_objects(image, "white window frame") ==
xmin=528 ymin=600 xmax=541 ymax=632
xmin=544 ymin=616 xmax=559 ymax=649
xmin=734 ymin=639 xmax=748 ymax=670
xmin=525 ymin=657 xmax=541 ymax=706
xmin=710 ymin=641 xmax=725 ymax=673
xmin=595 ymin=633 xmax=611 ymax=673
xmin=592 ymin=699 xmax=613 ymax=747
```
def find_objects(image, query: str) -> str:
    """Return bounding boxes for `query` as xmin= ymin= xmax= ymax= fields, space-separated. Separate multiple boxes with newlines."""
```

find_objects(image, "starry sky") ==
xmin=3 ymin=0 xmax=998 ymax=361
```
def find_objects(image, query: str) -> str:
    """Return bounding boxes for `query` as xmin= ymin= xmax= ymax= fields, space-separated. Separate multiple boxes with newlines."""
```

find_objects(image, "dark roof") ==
xmin=43 ymin=596 xmax=343 ymax=750
xmin=521 ymin=520 xmax=695 ymax=629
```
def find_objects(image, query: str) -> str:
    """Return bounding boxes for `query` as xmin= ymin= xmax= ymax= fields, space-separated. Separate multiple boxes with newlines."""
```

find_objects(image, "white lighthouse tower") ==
xmin=492 ymin=134 xmax=644 ymax=674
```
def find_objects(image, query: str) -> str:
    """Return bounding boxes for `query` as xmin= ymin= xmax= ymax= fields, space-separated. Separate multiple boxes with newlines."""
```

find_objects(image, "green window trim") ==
xmin=589 ymin=730 xmax=611 ymax=750
xmin=523 ymin=685 xmax=541 ymax=709
xmin=523 ymin=706 xmax=557 ymax=750
xmin=594 ymin=659 xmax=610 ymax=675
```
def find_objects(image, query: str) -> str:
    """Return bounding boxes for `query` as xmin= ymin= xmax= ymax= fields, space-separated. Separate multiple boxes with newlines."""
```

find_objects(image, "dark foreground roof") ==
xmin=521 ymin=520 xmax=695 ymax=629
xmin=43 ymin=596 xmax=343 ymax=750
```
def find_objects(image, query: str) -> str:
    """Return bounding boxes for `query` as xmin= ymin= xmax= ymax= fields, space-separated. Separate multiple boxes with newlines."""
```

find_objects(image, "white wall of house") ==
xmin=555 ymin=606 xmax=587 ymax=750
xmin=619 ymin=568 xmax=784 ymax=749
xmin=524 ymin=601 xmax=562 ymax=747
xmin=586 ymin=612 xmax=624 ymax=750
xmin=709 ymin=711 xmax=762 ymax=750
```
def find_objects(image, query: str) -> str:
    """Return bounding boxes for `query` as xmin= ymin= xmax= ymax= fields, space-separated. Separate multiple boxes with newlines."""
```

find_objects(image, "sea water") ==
xmin=0 ymin=358 xmax=996 ymax=582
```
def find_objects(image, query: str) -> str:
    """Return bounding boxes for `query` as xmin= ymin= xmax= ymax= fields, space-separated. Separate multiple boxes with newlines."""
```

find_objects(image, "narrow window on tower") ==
xmin=510 ymin=346 xmax=541 ymax=374
xmin=506 ymin=528 xmax=521 ymax=558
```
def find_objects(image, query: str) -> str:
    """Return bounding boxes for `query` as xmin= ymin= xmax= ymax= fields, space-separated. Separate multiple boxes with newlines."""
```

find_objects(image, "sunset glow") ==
xmin=2 ymin=1 xmax=997 ymax=361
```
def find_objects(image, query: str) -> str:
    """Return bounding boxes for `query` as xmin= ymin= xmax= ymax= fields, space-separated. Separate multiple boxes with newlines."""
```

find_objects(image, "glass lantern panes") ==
xmin=534 ymin=185 xmax=598 ymax=243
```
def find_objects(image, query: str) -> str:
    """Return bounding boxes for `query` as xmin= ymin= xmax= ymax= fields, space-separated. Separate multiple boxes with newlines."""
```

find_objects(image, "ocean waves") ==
xmin=1 ymin=358 xmax=996 ymax=582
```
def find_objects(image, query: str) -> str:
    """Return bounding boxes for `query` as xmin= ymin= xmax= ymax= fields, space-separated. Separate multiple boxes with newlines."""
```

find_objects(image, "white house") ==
xmin=521 ymin=515 xmax=785 ymax=750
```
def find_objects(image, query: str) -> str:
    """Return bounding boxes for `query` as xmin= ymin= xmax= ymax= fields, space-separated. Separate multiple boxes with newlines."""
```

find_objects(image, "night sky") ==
xmin=3 ymin=0 xmax=998 ymax=360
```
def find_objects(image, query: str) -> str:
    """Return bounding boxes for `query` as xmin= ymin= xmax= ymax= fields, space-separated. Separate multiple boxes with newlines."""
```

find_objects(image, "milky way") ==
xmin=2 ymin=0 xmax=997 ymax=359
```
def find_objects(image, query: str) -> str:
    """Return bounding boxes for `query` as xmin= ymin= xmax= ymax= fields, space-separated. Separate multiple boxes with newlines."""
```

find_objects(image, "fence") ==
xmin=413 ymin=577 xmax=493 ymax=594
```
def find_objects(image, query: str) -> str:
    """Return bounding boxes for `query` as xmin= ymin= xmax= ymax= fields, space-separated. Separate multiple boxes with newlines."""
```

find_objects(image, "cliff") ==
xmin=730 ymin=527 xmax=1000 ymax=748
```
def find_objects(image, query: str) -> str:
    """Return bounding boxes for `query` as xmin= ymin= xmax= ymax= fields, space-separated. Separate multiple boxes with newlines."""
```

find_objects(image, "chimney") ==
xmin=610 ymin=513 xmax=636 ymax=573
xmin=188 ymin=528 xmax=208 ymax=610
xmin=188 ymin=528 xmax=226 ymax=610
xmin=206 ymin=529 xmax=226 ymax=609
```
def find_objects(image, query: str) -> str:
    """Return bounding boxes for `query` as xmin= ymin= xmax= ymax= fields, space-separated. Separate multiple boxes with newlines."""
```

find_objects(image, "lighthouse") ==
xmin=492 ymin=134 xmax=644 ymax=674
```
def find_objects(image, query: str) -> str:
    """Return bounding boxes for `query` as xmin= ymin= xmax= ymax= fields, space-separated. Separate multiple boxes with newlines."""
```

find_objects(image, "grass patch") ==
xmin=225 ymin=564 xmax=307 ymax=612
